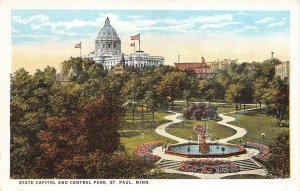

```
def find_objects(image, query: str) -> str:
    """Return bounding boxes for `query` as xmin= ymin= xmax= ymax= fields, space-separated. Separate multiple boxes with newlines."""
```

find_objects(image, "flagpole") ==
xmin=134 ymin=45 xmax=135 ymax=53
xmin=138 ymin=33 xmax=140 ymax=51
xmin=80 ymin=42 xmax=82 ymax=58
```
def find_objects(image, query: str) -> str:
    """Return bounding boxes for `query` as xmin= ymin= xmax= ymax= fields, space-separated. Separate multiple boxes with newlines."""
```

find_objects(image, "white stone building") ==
xmin=275 ymin=61 xmax=289 ymax=79
xmin=83 ymin=17 xmax=164 ymax=70
xmin=206 ymin=59 xmax=237 ymax=71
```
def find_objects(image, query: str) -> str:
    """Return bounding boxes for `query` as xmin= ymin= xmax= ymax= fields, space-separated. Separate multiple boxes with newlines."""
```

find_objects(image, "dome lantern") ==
xmin=105 ymin=17 xmax=110 ymax=26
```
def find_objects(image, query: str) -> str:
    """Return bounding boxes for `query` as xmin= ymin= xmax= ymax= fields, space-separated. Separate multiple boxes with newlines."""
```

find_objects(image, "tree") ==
xmin=263 ymin=77 xmax=289 ymax=126
xmin=144 ymin=90 xmax=158 ymax=122
xmin=198 ymin=79 xmax=224 ymax=103
xmin=156 ymin=71 xmax=185 ymax=107
xmin=10 ymin=67 xmax=58 ymax=178
xmin=38 ymin=91 xmax=125 ymax=178
xmin=267 ymin=131 xmax=289 ymax=178
xmin=225 ymin=84 xmax=242 ymax=105
xmin=122 ymin=74 xmax=143 ymax=122
xmin=253 ymin=77 xmax=269 ymax=108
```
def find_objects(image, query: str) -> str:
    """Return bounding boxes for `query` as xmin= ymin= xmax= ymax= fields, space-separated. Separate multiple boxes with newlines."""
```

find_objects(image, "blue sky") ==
xmin=12 ymin=10 xmax=289 ymax=45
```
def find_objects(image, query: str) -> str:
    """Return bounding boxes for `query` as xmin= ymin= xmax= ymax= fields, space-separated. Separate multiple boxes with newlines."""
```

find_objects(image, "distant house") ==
xmin=206 ymin=59 xmax=236 ymax=71
xmin=174 ymin=57 xmax=216 ymax=79
xmin=275 ymin=61 xmax=289 ymax=80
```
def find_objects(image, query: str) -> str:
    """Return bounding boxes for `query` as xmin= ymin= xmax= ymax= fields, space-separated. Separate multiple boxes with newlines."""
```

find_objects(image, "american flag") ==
xmin=130 ymin=42 xmax=135 ymax=47
xmin=131 ymin=34 xmax=140 ymax=40
xmin=74 ymin=42 xmax=81 ymax=48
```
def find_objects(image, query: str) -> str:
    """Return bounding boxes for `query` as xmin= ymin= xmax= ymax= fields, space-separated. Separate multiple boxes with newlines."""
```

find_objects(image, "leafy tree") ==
xmin=122 ymin=74 xmax=143 ymax=121
xmin=39 ymin=91 xmax=125 ymax=178
xmin=10 ymin=67 xmax=57 ymax=178
xmin=198 ymin=79 xmax=224 ymax=103
xmin=267 ymin=131 xmax=289 ymax=178
xmin=156 ymin=71 xmax=186 ymax=107
xmin=263 ymin=77 xmax=289 ymax=125
xmin=225 ymin=84 xmax=242 ymax=105
xmin=253 ymin=77 xmax=269 ymax=108
xmin=144 ymin=90 xmax=159 ymax=122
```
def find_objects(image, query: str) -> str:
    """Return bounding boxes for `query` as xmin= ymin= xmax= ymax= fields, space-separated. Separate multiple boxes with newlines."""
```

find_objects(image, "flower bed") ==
xmin=179 ymin=159 xmax=240 ymax=174
xmin=183 ymin=104 xmax=219 ymax=120
xmin=244 ymin=142 xmax=271 ymax=164
xmin=134 ymin=141 xmax=163 ymax=161
xmin=193 ymin=123 xmax=206 ymax=133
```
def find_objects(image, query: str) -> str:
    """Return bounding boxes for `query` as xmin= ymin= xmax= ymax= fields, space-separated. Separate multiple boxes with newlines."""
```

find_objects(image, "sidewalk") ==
xmin=152 ymin=108 xmax=266 ymax=178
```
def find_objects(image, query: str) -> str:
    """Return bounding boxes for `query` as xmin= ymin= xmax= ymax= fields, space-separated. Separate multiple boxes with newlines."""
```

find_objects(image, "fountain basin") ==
xmin=165 ymin=143 xmax=246 ymax=158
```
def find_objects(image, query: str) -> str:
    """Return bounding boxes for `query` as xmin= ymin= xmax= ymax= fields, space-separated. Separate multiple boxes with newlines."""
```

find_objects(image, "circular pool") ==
xmin=165 ymin=143 xmax=246 ymax=158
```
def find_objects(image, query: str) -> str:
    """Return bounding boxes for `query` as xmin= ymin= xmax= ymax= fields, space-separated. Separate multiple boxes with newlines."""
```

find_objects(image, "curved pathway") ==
xmin=155 ymin=111 xmax=186 ymax=143
xmin=217 ymin=108 xmax=263 ymax=143
xmin=152 ymin=107 xmax=266 ymax=179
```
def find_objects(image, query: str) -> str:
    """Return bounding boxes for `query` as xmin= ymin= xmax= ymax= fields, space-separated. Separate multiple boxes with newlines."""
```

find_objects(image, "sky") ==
xmin=11 ymin=10 xmax=290 ymax=73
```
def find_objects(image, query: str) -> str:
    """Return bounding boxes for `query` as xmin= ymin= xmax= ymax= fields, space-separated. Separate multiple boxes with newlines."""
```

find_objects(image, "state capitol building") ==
xmin=83 ymin=17 xmax=164 ymax=70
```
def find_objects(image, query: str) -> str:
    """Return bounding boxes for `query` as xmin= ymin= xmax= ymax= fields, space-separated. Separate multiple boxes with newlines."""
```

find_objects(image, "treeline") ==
xmin=10 ymin=57 xmax=288 ymax=178
xmin=64 ymin=57 xmax=288 ymax=125
xmin=10 ymin=65 xmax=153 ymax=179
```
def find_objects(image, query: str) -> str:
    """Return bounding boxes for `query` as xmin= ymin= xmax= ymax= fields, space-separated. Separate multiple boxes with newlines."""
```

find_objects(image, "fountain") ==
xmin=165 ymin=123 xmax=246 ymax=158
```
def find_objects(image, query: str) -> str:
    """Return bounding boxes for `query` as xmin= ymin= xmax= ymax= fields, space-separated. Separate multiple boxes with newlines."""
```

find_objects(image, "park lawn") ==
xmin=123 ymin=111 xmax=171 ymax=129
xmin=214 ymin=103 xmax=256 ymax=114
xmin=171 ymin=101 xmax=256 ymax=114
xmin=166 ymin=119 xmax=236 ymax=141
xmin=121 ymin=129 xmax=176 ymax=154
xmin=227 ymin=111 xmax=289 ymax=146
xmin=121 ymin=111 xmax=175 ymax=154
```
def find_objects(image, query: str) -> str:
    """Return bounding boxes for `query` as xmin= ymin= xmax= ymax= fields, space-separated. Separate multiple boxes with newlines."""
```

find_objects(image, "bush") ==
xmin=183 ymin=103 xmax=219 ymax=120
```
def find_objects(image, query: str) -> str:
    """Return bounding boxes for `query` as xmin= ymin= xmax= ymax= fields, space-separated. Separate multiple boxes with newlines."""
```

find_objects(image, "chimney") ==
xmin=271 ymin=52 xmax=274 ymax=59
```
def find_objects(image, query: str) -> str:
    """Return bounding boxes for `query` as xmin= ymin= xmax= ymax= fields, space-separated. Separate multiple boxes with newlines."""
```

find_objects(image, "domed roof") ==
xmin=97 ymin=17 xmax=120 ymax=41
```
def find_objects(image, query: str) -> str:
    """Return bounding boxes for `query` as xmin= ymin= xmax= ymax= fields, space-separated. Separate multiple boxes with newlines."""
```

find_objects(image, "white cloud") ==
xmin=234 ymin=25 xmax=260 ymax=33
xmin=199 ymin=22 xmax=241 ymax=30
xmin=13 ymin=13 xmax=237 ymax=37
xmin=267 ymin=21 xmax=286 ymax=28
xmin=254 ymin=17 xmax=273 ymax=24
xmin=236 ymin=12 xmax=253 ymax=16
xmin=12 ymin=14 xmax=49 ymax=24
xmin=128 ymin=15 xmax=144 ymax=19
xmin=196 ymin=14 xmax=233 ymax=23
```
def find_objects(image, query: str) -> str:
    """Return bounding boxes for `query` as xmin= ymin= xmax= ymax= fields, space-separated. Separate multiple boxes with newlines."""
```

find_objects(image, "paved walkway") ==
xmin=217 ymin=108 xmax=260 ymax=143
xmin=155 ymin=111 xmax=186 ymax=143
xmin=152 ymin=108 xmax=266 ymax=179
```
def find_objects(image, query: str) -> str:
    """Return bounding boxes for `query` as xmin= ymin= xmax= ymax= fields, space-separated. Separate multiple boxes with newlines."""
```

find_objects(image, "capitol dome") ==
xmin=95 ymin=17 xmax=121 ymax=56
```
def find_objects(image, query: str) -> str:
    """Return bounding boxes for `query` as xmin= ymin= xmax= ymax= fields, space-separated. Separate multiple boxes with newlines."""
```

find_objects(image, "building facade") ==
xmin=275 ymin=61 xmax=289 ymax=79
xmin=84 ymin=17 xmax=164 ymax=70
xmin=174 ymin=57 xmax=216 ymax=79
xmin=206 ymin=59 xmax=236 ymax=71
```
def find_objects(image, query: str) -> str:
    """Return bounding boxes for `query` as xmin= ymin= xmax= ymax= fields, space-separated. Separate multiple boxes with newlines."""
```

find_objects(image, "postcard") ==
xmin=1 ymin=0 xmax=300 ymax=191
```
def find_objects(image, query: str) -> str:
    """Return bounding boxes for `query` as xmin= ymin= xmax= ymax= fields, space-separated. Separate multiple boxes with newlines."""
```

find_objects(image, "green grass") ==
xmin=121 ymin=111 xmax=175 ymax=154
xmin=121 ymin=129 xmax=176 ymax=154
xmin=227 ymin=110 xmax=289 ymax=146
xmin=171 ymin=101 xmax=256 ymax=114
xmin=221 ymin=174 xmax=265 ymax=179
xmin=166 ymin=120 xmax=236 ymax=141
xmin=123 ymin=111 xmax=171 ymax=129
xmin=215 ymin=104 xmax=255 ymax=114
